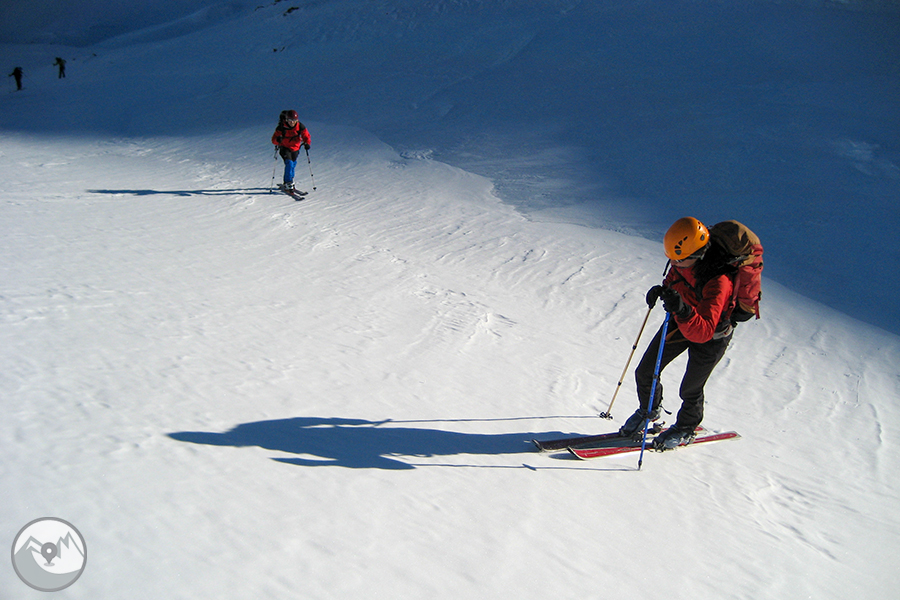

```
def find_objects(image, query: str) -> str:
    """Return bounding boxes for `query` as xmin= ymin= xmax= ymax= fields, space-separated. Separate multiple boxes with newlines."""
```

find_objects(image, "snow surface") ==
xmin=1 ymin=1 xmax=899 ymax=599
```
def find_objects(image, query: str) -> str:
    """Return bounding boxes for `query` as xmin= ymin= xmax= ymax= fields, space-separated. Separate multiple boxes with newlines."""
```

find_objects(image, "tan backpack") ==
xmin=709 ymin=220 xmax=764 ymax=320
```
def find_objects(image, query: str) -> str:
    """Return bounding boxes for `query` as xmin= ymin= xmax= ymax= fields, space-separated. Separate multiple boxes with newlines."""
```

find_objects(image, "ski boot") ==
xmin=652 ymin=425 xmax=696 ymax=450
xmin=618 ymin=405 xmax=663 ymax=438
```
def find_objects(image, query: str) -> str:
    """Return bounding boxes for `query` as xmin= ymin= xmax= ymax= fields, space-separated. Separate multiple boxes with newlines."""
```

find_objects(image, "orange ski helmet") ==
xmin=664 ymin=217 xmax=709 ymax=260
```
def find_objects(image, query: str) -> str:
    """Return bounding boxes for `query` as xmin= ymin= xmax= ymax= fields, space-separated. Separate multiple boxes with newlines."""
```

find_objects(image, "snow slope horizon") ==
xmin=1 ymin=0 xmax=899 ymax=334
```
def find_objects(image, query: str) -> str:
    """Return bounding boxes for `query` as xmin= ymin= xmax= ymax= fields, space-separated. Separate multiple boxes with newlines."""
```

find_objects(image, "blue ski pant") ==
xmin=279 ymin=148 xmax=300 ymax=184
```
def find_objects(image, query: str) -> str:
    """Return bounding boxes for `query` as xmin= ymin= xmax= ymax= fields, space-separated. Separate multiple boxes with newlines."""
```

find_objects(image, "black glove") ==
xmin=646 ymin=285 xmax=664 ymax=308
xmin=659 ymin=287 xmax=693 ymax=320
xmin=303 ymin=143 xmax=310 ymax=150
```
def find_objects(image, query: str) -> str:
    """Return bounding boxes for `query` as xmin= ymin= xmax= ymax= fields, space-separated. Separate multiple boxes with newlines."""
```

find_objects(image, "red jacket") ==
xmin=664 ymin=265 xmax=734 ymax=343
xmin=272 ymin=122 xmax=311 ymax=151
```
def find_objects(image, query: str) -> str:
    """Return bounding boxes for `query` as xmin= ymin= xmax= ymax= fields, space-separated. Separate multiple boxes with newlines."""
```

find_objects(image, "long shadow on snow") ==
xmin=168 ymin=416 xmax=584 ymax=470
xmin=88 ymin=187 xmax=282 ymax=197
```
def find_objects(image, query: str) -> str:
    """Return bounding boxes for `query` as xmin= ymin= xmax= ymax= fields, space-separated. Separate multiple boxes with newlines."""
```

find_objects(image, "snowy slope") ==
xmin=2 ymin=1 xmax=900 ymax=599
xmin=3 ymin=0 xmax=898 ymax=332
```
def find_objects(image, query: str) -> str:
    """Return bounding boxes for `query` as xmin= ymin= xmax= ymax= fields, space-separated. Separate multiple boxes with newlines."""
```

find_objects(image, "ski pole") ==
xmin=599 ymin=305 xmax=653 ymax=420
xmin=638 ymin=312 xmax=670 ymax=470
xmin=599 ymin=260 xmax=670 ymax=419
xmin=305 ymin=146 xmax=317 ymax=191
xmin=270 ymin=147 xmax=279 ymax=192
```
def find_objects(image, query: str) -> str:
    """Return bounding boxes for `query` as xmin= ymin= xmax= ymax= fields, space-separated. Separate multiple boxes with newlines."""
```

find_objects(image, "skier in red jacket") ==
xmin=619 ymin=217 xmax=737 ymax=450
xmin=272 ymin=110 xmax=311 ymax=192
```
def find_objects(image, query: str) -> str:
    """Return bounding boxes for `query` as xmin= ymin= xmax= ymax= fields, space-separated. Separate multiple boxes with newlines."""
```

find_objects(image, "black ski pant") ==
xmin=634 ymin=324 xmax=731 ymax=431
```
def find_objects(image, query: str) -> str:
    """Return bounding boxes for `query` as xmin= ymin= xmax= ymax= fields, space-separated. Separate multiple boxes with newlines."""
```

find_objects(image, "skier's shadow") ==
xmin=88 ymin=187 xmax=279 ymax=197
xmin=168 ymin=416 xmax=581 ymax=470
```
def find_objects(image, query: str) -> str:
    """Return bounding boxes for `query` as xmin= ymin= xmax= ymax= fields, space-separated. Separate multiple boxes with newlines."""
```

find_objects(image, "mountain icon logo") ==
xmin=11 ymin=518 xmax=87 ymax=592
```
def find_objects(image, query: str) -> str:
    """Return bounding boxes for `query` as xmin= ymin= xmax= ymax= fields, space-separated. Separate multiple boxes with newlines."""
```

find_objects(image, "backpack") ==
xmin=708 ymin=220 xmax=763 ymax=321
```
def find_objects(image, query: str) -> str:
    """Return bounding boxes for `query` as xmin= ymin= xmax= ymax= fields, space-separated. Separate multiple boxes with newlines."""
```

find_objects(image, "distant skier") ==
xmin=618 ymin=217 xmax=738 ymax=450
xmin=9 ymin=66 xmax=23 ymax=90
xmin=271 ymin=110 xmax=311 ymax=192
xmin=53 ymin=57 xmax=66 ymax=78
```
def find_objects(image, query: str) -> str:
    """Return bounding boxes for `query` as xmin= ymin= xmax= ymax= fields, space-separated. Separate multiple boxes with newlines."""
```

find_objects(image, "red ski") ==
xmin=277 ymin=184 xmax=308 ymax=200
xmin=532 ymin=422 xmax=665 ymax=452
xmin=568 ymin=429 xmax=740 ymax=459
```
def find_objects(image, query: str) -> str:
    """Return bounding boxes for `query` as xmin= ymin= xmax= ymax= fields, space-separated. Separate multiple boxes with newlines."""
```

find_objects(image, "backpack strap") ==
xmin=670 ymin=246 xmax=739 ymax=333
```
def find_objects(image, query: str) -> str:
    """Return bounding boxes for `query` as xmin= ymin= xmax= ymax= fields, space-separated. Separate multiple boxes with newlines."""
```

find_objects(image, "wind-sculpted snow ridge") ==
xmin=1 ymin=123 xmax=898 ymax=598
